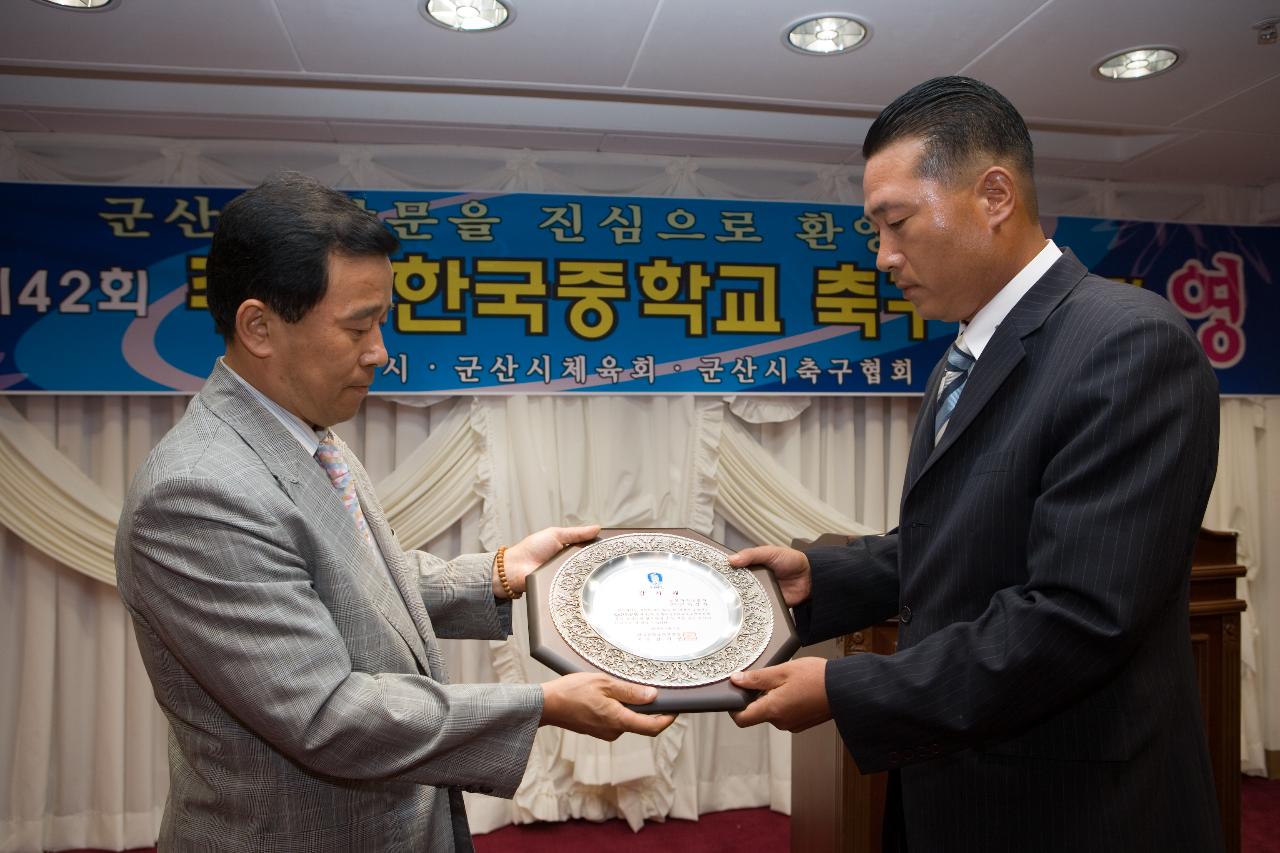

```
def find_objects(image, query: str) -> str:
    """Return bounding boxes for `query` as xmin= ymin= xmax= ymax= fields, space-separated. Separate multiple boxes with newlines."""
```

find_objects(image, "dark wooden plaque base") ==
xmin=526 ymin=528 xmax=801 ymax=713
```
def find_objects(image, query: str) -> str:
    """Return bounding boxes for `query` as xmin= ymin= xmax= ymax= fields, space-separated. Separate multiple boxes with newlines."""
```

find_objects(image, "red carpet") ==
xmin=474 ymin=807 xmax=788 ymax=853
xmin=48 ymin=775 xmax=1280 ymax=852
xmin=1243 ymin=775 xmax=1280 ymax=853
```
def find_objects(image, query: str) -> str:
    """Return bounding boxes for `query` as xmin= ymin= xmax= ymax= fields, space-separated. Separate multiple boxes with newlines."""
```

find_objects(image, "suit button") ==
xmin=899 ymin=605 xmax=913 ymax=624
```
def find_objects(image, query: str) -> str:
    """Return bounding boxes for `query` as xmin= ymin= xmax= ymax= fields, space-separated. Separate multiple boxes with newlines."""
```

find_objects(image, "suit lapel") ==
xmin=200 ymin=362 xmax=440 ymax=678
xmin=199 ymin=361 xmax=308 ymax=492
xmin=320 ymin=435 xmax=441 ymax=678
xmin=922 ymin=328 xmax=1026 ymax=473
xmin=903 ymin=250 xmax=1089 ymax=500
xmin=905 ymin=356 xmax=947 ymax=491
xmin=322 ymin=498 xmax=438 ymax=676
xmin=351 ymin=471 xmax=449 ymax=680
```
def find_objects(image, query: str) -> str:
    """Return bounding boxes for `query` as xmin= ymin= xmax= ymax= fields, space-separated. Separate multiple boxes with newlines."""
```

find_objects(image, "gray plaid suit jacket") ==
xmin=798 ymin=252 xmax=1224 ymax=852
xmin=116 ymin=360 xmax=542 ymax=852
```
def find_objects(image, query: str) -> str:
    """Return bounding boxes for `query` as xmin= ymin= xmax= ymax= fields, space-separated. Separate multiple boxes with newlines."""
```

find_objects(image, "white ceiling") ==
xmin=1 ymin=0 xmax=1278 ymax=188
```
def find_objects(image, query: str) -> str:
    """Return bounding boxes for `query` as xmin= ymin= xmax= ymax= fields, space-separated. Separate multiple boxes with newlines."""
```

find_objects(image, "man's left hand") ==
xmin=495 ymin=524 xmax=601 ymax=598
xmin=729 ymin=657 xmax=831 ymax=732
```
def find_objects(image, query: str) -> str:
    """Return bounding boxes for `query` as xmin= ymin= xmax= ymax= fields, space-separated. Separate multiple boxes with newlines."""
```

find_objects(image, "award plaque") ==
xmin=526 ymin=528 xmax=800 ymax=713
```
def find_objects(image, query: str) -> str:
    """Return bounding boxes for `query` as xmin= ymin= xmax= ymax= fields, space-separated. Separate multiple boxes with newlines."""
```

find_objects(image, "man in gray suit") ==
xmin=116 ymin=172 xmax=674 ymax=852
xmin=728 ymin=77 xmax=1222 ymax=851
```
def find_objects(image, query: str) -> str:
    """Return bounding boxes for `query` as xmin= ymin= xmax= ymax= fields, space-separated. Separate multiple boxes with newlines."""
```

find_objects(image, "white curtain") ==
xmin=0 ymin=133 xmax=1275 ymax=851
xmin=3 ymin=391 xmax=1273 ymax=850
xmin=1 ymin=397 xmax=183 ymax=852
xmin=1205 ymin=399 xmax=1272 ymax=776
xmin=0 ymin=391 xmax=904 ymax=848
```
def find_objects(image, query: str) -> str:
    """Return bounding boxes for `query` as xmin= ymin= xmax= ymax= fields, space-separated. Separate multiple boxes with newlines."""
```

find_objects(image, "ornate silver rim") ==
xmin=549 ymin=532 xmax=774 ymax=687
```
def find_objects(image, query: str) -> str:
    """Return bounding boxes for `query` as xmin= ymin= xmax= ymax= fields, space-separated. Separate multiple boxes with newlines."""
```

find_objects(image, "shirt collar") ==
xmin=219 ymin=357 xmax=325 ymax=456
xmin=960 ymin=239 xmax=1061 ymax=359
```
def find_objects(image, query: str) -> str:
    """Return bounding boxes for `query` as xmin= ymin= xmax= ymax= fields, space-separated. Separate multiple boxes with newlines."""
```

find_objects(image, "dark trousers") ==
xmin=883 ymin=770 xmax=908 ymax=853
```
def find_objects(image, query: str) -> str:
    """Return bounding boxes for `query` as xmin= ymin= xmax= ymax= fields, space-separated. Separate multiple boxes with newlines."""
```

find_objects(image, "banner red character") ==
xmin=1166 ymin=252 xmax=1246 ymax=369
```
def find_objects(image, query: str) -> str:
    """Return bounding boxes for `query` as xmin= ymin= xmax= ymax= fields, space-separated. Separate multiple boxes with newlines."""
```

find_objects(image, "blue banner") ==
xmin=0 ymin=182 xmax=1275 ymax=395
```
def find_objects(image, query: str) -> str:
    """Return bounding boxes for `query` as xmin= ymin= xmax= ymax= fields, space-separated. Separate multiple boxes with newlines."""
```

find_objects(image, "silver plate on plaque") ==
xmin=549 ymin=532 xmax=773 ymax=687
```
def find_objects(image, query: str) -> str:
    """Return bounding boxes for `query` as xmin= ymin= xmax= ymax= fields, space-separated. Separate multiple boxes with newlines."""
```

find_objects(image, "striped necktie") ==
xmin=933 ymin=337 xmax=975 ymax=444
xmin=315 ymin=431 xmax=372 ymax=545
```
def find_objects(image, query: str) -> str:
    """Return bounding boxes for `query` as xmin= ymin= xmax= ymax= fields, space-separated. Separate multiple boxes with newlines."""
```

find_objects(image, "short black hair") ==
xmin=206 ymin=171 xmax=399 ymax=341
xmin=863 ymin=76 xmax=1037 ymax=214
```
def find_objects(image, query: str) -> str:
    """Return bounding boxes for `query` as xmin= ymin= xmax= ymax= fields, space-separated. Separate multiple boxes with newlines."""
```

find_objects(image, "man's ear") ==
xmin=975 ymin=166 xmax=1018 ymax=230
xmin=234 ymin=299 xmax=274 ymax=358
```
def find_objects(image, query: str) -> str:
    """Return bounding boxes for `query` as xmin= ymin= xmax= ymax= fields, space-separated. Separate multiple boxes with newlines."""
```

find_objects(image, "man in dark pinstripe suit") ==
xmin=116 ymin=172 xmax=674 ymax=852
xmin=729 ymin=77 xmax=1223 ymax=851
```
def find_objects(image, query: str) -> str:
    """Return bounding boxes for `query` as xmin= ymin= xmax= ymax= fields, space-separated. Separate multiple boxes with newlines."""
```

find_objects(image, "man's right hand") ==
xmin=728 ymin=545 xmax=812 ymax=607
xmin=540 ymin=673 xmax=677 ymax=741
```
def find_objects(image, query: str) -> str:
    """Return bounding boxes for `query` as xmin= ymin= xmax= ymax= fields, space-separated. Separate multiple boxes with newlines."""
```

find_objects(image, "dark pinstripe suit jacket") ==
xmin=798 ymin=252 xmax=1224 ymax=852
xmin=116 ymin=361 xmax=542 ymax=852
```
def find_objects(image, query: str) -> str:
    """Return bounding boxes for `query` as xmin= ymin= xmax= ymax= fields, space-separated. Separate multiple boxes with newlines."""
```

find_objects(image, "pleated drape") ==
xmin=2 ymin=392 xmax=1274 ymax=849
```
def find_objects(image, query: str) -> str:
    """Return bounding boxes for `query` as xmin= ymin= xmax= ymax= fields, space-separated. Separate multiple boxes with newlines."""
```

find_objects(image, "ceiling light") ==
xmin=32 ymin=0 xmax=115 ymax=8
xmin=423 ymin=0 xmax=511 ymax=32
xmin=1095 ymin=47 xmax=1180 ymax=80
xmin=1254 ymin=18 xmax=1279 ymax=46
xmin=785 ymin=16 xmax=869 ymax=55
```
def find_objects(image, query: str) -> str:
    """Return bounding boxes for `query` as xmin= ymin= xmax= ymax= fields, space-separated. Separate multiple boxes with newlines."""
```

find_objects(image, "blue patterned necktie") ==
xmin=315 ymin=431 xmax=372 ymax=545
xmin=933 ymin=337 xmax=975 ymax=444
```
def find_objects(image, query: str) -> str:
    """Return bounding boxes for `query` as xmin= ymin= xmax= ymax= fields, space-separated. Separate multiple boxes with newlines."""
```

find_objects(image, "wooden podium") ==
xmin=1190 ymin=529 xmax=1248 ymax=853
xmin=790 ymin=528 xmax=1246 ymax=853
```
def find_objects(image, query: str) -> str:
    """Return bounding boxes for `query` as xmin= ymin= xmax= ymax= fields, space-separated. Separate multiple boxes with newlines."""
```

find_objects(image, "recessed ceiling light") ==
xmin=785 ymin=15 xmax=869 ymax=55
xmin=422 ymin=0 xmax=511 ymax=32
xmin=1095 ymin=47 xmax=1180 ymax=80
xmin=1253 ymin=18 xmax=1279 ymax=46
xmin=32 ymin=0 xmax=115 ymax=8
